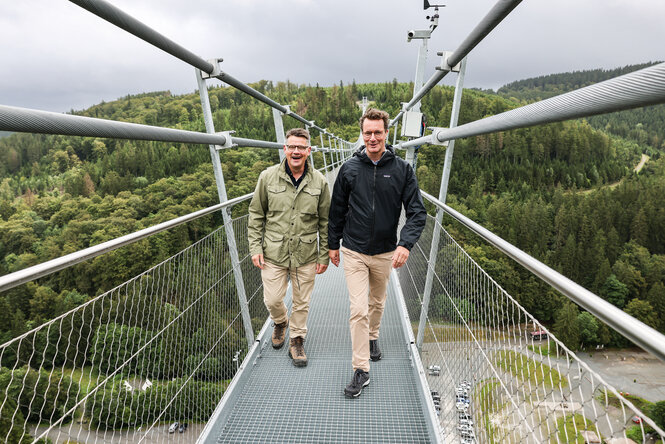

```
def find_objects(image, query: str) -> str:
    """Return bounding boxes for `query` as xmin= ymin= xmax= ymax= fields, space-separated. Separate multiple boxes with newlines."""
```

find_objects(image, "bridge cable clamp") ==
xmin=201 ymin=58 xmax=223 ymax=79
xmin=427 ymin=127 xmax=450 ymax=146
xmin=436 ymin=51 xmax=461 ymax=73
xmin=215 ymin=130 xmax=236 ymax=151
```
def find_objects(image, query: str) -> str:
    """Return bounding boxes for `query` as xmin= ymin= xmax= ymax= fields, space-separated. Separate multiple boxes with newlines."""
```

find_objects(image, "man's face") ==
xmin=362 ymin=119 xmax=387 ymax=158
xmin=284 ymin=135 xmax=311 ymax=171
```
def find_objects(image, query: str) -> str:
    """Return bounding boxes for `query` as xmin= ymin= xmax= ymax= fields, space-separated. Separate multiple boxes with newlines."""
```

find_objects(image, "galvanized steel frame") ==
xmin=196 ymin=69 xmax=255 ymax=348
xmin=416 ymin=57 xmax=467 ymax=351
xmin=391 ymin=0 xmax=524 ymax=127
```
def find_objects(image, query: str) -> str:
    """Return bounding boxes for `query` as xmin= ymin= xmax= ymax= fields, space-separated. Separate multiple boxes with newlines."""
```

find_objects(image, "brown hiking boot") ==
xmin=272 ymin=320 xmax=288 ymax=349
xmin=288 ymin=336 xmax=308 ymax=367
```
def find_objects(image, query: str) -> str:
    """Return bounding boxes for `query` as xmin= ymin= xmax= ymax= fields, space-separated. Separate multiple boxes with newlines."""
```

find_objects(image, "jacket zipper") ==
xmin=370 ymin=164 xmax=376 ymax=251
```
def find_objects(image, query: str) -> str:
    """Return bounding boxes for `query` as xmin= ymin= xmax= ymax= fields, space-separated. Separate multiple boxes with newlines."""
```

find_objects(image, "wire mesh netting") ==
xmin=0 ymin=214 xmax=264 ymax=444
xmin=399 ymin=215 xmax=665 ymax=443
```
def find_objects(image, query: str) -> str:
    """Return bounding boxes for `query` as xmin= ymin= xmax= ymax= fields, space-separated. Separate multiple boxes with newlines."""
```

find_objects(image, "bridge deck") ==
xmin=201 ymin=257 xmax=435 ymax=443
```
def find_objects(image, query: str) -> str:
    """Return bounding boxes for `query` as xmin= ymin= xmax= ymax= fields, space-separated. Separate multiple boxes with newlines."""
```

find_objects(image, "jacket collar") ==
xmin=354 ymin=145 xmax=395 ymax=166
xmin=278 ymin=158 xmax=312 ymax=188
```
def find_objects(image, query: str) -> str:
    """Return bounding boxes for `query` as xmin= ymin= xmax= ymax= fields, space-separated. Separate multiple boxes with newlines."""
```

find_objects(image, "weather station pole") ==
xmin=403 ymin=0 xmax=444 ymax=168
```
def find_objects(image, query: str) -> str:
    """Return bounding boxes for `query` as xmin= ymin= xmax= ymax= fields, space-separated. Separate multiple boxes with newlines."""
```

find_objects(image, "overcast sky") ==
xmin=1 ymin=0 xmax=663 ymax=113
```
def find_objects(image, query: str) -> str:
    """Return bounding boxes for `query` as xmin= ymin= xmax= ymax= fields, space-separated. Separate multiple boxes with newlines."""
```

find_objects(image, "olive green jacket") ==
xmin=248 ymin=160 xmax=331 ymax=268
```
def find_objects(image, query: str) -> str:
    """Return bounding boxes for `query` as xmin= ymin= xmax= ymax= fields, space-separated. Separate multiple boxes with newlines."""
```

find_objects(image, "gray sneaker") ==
xmin=344 ymin=369 xmax=370 ymax=398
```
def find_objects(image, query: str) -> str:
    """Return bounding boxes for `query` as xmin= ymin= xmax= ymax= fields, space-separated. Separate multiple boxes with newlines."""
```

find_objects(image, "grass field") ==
xmin=494 ymin=350 xmax=566 ymax=389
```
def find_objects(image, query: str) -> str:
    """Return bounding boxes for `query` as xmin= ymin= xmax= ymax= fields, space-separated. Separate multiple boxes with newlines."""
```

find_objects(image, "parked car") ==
xmin=631 ymin=415 xmax=642 ymax=424
xmin=168 ymin=422 xmax=179 ymax=434
xmin=456 ymin=402 xmax=468 ymax=411
xmin=460 ymin=418 xmax=474 ymax=426
xmin=179 ymin=423 xmax=188 ymax=433
xmin=428 ymin=365 xmax=441 ymax=376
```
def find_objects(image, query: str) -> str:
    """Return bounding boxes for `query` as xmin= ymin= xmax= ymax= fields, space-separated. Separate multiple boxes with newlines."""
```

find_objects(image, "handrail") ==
xmin=0 ymin=104 xmax=227 ymax=145
xmin=390 ymin=0 xmax=523 ymax=127
xmin=69 ymin=0 xmax=340 ymax=139
xmin=400 ymin=62 xmax=665 ymax=148
xmin=0 ymin=193 xmax=252 ymax=293
xmin=0 ymin=104 xmax=311 ymax=149
xmin=420 ymin=190 xmax=665 ymax=364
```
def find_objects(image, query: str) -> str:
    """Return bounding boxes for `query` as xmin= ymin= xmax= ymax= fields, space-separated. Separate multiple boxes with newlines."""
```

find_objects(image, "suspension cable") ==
xmin=400 ymin=62 xmax=665 ymax=148
xmin=69 ymin=0 xmax=338 ymax=138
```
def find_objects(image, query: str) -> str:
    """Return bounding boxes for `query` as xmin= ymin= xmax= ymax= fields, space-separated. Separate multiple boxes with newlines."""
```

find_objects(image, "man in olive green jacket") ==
xmin=248 ymin=128 xmax=330 ymax=367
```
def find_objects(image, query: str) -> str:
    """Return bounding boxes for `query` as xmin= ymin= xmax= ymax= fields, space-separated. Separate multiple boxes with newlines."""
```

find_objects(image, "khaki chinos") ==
xmin=341 ymin=246 xmax=394 ymax=372
xmin=262 ymin=261 xmax=317 ymax=338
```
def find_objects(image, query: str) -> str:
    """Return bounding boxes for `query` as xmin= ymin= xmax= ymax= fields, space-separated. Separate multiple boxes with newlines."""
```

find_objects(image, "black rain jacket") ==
xmin=328 ymin=145 xmax=426 ymax=255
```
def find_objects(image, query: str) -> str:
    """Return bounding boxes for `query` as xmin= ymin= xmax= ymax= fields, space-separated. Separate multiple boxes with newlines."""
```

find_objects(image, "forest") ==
xmin=497 ymin=61 xmax=665 ymax=150
xmin=1 ymin=65 xmax=665 ymax=435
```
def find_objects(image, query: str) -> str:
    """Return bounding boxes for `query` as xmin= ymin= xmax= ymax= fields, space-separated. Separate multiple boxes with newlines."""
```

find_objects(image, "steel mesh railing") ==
xmin=399 ymin=215 xmax=665 ymax=443
xmin=0 ymin=214 xmax=264 ymax=444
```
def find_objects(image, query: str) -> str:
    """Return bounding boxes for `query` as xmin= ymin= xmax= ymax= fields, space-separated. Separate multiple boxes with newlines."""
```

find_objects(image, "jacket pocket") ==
xmin=297 ymin=233 xmax=318 ymax=264
xmin=300 ymin=187 xmax=321 ymax=214
xmin=263 ymin=231 xmax=286 ymax=262
xmin=267 ymin=184 xmax=289 ymax=212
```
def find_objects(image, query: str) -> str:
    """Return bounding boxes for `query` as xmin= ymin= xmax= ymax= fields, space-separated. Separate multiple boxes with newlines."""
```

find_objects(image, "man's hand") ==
xmin=252 ymin=253 xmax=265 ymax=269
xmin=316 ymin=263 xmax=328 ymax=274
xmin=329 ymin=249 xmax=340 ymax=267
xmin=392 ymin=246 xmax=410 ymax=269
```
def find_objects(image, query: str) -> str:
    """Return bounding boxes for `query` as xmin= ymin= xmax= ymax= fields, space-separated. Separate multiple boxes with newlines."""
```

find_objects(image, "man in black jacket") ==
xmin=328 ymin=108 xmax=426 ymax=398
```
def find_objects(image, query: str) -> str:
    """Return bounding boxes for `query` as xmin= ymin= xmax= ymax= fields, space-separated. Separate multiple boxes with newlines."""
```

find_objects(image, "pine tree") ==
xmin=553 ymin=301 xmax=581 ymax=350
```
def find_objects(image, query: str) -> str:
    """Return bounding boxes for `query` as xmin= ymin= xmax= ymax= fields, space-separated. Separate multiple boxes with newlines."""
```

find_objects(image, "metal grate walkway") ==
xmin=201 ymin=256 xmax=436 ymax=443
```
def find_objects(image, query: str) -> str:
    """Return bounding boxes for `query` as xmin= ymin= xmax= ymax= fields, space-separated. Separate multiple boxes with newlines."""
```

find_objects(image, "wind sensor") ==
xmin=423 ymin=0 xmax=445 ymax=31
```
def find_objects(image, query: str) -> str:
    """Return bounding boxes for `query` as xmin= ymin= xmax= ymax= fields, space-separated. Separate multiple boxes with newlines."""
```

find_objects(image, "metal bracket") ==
xmin=435 ymin=51 xmax=461 ymax=73
xmin=201 ymin=58 xmax=223 ymax=79
xmin=407 ymin=29 xmax=431 ymax=42
xmin=215 ymin=130 xmax=236 ymax=150
xmin=427 ymin=127 xmax=449 ymax=146
xmin=282 ymin=105 xmax=292 ymax=116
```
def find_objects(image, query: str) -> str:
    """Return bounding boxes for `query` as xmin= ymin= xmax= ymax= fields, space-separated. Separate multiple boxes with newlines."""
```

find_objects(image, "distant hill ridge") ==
xmin=496 ymin=61 xmax=665 ymax=149
xmin=497 ymin=61 xmax=662 ymax=100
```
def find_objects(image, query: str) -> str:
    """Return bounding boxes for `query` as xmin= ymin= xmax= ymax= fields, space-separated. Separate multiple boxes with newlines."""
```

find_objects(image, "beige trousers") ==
xmin=261 ymin=261 xmax=317 ymax=338
xmin=341 ymin=247 xmax=394 ymax=372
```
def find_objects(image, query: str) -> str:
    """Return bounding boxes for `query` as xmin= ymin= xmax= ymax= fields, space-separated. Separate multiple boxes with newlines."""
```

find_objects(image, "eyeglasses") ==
xmin=362 ymin=130 xmax=385 ymax=138
xmin=285 ymin=145 xmax=310 ymax=152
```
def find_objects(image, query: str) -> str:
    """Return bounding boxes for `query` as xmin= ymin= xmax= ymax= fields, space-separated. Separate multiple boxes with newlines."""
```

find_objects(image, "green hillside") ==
xmin=1 ymin=76 xmax=664 ymax=352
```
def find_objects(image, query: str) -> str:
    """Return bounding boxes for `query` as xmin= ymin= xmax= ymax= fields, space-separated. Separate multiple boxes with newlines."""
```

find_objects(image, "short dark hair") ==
xmin=285 ymin=128 xmax=310 ymax=143
xmin=360 ymin=108 xmax=390 ymax=132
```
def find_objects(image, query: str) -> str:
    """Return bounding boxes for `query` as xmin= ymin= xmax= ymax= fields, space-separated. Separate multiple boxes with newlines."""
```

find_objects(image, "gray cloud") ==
xmin=1 ymin=0 xmax=662 ymax=113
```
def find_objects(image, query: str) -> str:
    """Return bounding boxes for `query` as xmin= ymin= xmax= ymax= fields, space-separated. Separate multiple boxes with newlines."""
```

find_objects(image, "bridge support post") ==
xmin=196 ymin=67 xmax=255 ymax=349
xmin=272 ymin=108 xmax=287 ymax=162
xmin=417 ymin=57 xmax=467 ymax=351
xmin=320 ymin=132 xmax=328 ymax=174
